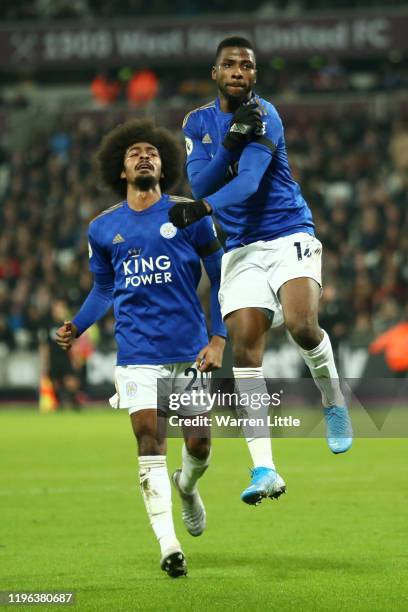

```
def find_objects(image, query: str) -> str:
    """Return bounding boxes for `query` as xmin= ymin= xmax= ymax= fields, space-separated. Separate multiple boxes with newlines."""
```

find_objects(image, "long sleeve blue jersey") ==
xmin=73 ymin=195 xmax=226 ymax=366
xmin=183 ymin=95 xmax=315 ymax=251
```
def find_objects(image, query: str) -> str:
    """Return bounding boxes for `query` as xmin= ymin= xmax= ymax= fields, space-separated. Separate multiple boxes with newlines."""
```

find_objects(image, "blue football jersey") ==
xmin=183 ymin=95 xmax=315 ymax=250
xmin=88 ymin=195 xmax=218 ymax=365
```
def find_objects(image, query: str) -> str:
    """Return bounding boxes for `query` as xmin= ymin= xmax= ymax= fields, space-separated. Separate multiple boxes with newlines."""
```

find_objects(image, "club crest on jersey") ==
xmin=160 ymin=222 xmax=177 ymax=239
xmin=126 ymin=381 xmax=138 ymax=397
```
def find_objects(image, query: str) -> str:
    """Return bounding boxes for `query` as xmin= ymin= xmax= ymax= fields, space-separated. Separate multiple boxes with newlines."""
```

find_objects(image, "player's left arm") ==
xmin=184 ymin=104 xmax=263 ymax=199
xmin=190 ymin=218 xmax=227 ymax=372
xmin=206 ymin=143 xmax=272 ymax=210
xmin=169 ymin=110 xmax=282 ymax=227
xmin=197 ymin=248 xmax=227 ymax=372
xmin=169 ymin=144 xmax=272 ymax=227
xmin=204 ymin=109 xmax=281 ymax=211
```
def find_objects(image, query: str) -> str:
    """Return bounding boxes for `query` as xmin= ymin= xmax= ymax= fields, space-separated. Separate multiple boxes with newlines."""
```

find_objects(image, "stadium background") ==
xmin=1 ymin=3 xmax=408 ymax=610
xmin=1 ymin=1 xmax=408 ymax=403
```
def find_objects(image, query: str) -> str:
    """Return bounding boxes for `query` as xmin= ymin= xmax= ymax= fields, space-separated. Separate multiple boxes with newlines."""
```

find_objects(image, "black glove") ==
xmin=223 ymin=103 xmax=263 ymax=151
xmin=168 ymin=200 xmax=211 ymax=229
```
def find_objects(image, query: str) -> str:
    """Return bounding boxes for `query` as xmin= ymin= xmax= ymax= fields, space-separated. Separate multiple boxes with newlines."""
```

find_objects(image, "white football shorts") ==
xmin=110 ymin=362 xmax=211 ymax=416
xmin=219 ymin=232 xmax=322 ymax=328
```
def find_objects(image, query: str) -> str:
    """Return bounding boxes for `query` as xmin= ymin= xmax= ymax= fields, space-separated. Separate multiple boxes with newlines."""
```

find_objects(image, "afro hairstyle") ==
xmin=96 ymin=118 xmax=183 ymax=198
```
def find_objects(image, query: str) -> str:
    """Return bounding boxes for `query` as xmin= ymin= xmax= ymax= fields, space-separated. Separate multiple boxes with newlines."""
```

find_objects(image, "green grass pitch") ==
xmin=1 ymin=408 xmax=407 ymax=611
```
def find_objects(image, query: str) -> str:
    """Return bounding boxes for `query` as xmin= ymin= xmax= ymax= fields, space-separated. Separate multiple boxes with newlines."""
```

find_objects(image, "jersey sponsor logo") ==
xmin=202 ymin=133 xmax=212 ymax=144
xmin=122 ymin=254 xmax=173 ymax=288
xmin=185 ymin=137 xmax=193 ymax=156
xmin=88 ymin=241 xmax=93 ymax=258
xmin=128 ymin=248 xmax=141 ymax=258
xmin=160 ymin=222 xmax=177 ymax=239
xmin=126 ymin=381 xmax=138 ymax=397
xmin=112 ymin=233 xmax=125 ymax=244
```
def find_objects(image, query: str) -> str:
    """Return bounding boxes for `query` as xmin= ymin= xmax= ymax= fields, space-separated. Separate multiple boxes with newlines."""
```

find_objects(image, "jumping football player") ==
xmin=55 ymin=119 xmax=226 ymax=577
xmin=169 ymin=36 xmax=352 ymax=506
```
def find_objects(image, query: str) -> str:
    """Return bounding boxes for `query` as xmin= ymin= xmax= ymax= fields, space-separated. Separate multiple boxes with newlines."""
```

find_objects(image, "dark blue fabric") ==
xmin=73 ymin=272 xmax=114 ymax=336
xmin=74 ymin=195 xmax=225 ymax=365
xmin=183 ymin=95 xmax=315 ymax=250
xmin=202 ymin=250 xmax=227 ymax=338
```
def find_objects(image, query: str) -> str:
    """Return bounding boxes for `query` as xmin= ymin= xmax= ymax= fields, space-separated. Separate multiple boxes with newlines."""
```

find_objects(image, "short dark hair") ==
xmin=215 ymin=36 xmax=255 ymax=62
xmin=96 ymin=118 xmax=182 ymax=198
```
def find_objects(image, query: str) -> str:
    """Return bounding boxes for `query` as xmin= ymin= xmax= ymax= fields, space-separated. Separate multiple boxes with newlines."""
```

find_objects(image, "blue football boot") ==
xmin=324 ymin=405 xmax=353 ymax=454
xmin=241 ymin=467 xmax=286 ymax=505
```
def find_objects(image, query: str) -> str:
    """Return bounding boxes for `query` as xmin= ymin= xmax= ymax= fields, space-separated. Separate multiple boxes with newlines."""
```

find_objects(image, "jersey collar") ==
xmin=125 ymin=194 xmax=168 ymax=216
xmin=216 ymin=91 xmax=258 ymax=116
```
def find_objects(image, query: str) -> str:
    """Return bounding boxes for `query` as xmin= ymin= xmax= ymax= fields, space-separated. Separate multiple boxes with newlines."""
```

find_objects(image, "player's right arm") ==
xmin=183 ymin=112 xmax=233 ymax=199
xmin=186 ymin=216 xmax=227 ymax=372
xmin=55 ymin=225 xmax=114 ymax=351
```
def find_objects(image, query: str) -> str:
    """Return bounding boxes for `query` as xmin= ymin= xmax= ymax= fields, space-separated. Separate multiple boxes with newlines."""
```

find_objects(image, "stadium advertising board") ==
xmin=0 ymin=11 xmax=407 ymax=68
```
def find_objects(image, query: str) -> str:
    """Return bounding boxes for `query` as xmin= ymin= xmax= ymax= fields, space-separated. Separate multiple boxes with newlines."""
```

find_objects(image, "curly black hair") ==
xmin=96 ymin=118 xmax=183 ymax=198
xmin=215 ymin=36 xmax=255 ymax=62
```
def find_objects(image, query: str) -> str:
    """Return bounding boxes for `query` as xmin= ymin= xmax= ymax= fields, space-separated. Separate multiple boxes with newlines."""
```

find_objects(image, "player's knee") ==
xmin=135 ymin=431 xmax=164 ymax=456
xmin=286 ymin=316 xmax=321 ymax=350
xmin=227 ymin=319 xmax=265 ymax=367
xmin=138 ymin=438 xmax=164 ymax=455
xmin=230 ymin=329 xmax=263 ymax=366
xmin=185 ymin=437 xmax=211 ymax=460
xmin=232 ymin=345 xmax=263 ymax=368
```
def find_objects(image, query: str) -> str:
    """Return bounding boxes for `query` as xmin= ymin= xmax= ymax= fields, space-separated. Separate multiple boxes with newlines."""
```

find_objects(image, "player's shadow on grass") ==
xmin=192 ymin=552 xmax=378 ymax=576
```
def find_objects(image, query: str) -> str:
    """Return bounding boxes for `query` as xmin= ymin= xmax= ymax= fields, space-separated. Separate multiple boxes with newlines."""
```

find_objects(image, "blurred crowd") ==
xmin=88 ymin=61 xmax=408 ymax=106
xmin=2 ymin=59 xmax=407 ymax=117
xmin=289 ymin=110 xmax=408 ymax=350
xmin=3 ymin=0 xmax=406 ymax=20
xmin=0 ymin=104 xmax=407 ymax=359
